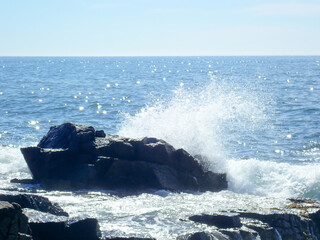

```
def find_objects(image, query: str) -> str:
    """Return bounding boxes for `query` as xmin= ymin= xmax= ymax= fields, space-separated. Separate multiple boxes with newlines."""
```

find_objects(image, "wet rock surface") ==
xmin=186 ymin=200 xmax=320 ymax=240
xmin=104 ymin=238 xmax=156 ymax=240
xmin=29 ymin=217 xmax=101 ymax=240
xmin=0 ymin=194 xmax=68 ymax=217
xmin=0 ymin=201 xmax=32 ymax=240
xmin=189 ymin=213 xmax=242 ymax=229
xmin=20 ymin=122 xmax=227 ymax=192
xmin=0 ymin=198 xmax=101 ymax=240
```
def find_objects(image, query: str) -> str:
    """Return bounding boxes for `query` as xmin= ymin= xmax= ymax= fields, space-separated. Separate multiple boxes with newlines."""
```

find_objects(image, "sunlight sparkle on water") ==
xmin=28 ymin=120 xmax=39 ymax=125
xmin=79 ymin=106 xmax=84 ymax=111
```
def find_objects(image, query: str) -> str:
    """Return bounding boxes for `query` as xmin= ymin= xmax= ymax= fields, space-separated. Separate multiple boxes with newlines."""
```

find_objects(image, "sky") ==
xmin=0 ymin=0 xmax=320 ymax=56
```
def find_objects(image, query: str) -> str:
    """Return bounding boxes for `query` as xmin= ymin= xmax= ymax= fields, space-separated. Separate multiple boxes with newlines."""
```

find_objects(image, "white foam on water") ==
xmin=0 ymin=146 xmax=31 ymax=187
xmin=227 ymin=158 xmax=320 ymax=199
xmin=118 ymin=79 xmax=320 ymax=199
xmin=0 ymin=146 xmax=28 ymax=174
xmin=119 ymin=79 xmax=267 ymax=172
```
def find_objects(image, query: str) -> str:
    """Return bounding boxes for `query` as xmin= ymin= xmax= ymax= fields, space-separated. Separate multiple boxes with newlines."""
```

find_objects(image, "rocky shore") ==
xmin=1 ymin=195 xmax=320 ymax=240
xmin=1 ymin=123 xmax=319 ymax=240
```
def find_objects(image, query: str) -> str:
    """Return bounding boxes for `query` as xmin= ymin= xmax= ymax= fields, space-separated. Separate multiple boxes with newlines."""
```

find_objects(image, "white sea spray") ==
xmin=119 ymin=78 xmax=268 ymax=171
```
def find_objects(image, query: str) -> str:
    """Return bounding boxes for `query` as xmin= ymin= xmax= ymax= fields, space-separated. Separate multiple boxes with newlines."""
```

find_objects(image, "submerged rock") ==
xmin=20 ymin=122 xmax=228 ymax=192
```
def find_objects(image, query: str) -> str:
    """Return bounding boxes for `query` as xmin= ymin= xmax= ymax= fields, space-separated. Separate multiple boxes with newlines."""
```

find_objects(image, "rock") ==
xmin=10 ymin=179 xmax=38 ymax=185
xmin=220 ymin=229 xmax=257 ymax=240
xmin=198 ymin=172 xmax=228 ymax=192
xmin=189 ymin=213 xmax=242 ymax=228
xmin=310 ymin=209 xmax=320 ymax=236
xmin=187 ymin=209 xmax=320 ymax=240
xmin=239 ymin=211 xmax=320 ymax=239
xmin=104 ymin=238 xmax=156 ymax=240
xmin=95 ymin=130 xmax=106 ymax=138
xmin=29 ymin=218 xmax=101 ymax=240
xmin=176 ymin=231 xmax=229 ymax=240
xmin=20 ymin=147 xmax=76 ymax=181
xmin=21 ymin=122 xmax=228 ymax=192
xmin=37 ymin=123 xmax=95 ymax=151
xmin=0 ymin=194 xmax=68 ymax=217
xmin=0 ymin=201 xmax=32 ymax=240
xmin=97 ymin=159 xmax=161 ymax=190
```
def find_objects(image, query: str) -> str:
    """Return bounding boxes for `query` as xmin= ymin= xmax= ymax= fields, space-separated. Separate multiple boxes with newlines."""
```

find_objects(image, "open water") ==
xmin=0 ymin=56 xmax=319 ymax=238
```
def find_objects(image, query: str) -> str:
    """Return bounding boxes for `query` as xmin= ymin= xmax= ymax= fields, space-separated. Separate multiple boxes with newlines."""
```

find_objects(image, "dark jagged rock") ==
xmin=239 ymin=211 xmax=320 ymax=239
xmin=37 ymin=123 xmax=95 ymax=151
xmin=189 ymin=213 xmax=242 ymax=228
xmin=198 ymin=171 xmax=228 ymax=193
xmin=187 ymin=209 xmax=320 ymax=240
xmin=310 ymin=210 xmax=320 ymax=233
xmin=176 ymin=231 xmax=229 ymax=240
xmin=0 ymin=201 xmax=32 ymax=240
xmin=29 ymin=218 xmax=101 ymax=240
xmin=0 ymin=194 xmax=68 ymax=217
xmin=104 ymin=238 xmax=156 ymax=240
xmin=21 ymin=122 xmax=228 ymax=192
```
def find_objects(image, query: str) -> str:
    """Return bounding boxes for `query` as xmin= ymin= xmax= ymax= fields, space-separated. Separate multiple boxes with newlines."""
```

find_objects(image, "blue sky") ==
xmin=0 ymin=0 xmax=319 ymax=56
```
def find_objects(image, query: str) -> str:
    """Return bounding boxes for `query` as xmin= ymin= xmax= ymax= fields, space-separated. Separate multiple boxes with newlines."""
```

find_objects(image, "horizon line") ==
xmin=0 ymin=54 xmax=320 ymax=57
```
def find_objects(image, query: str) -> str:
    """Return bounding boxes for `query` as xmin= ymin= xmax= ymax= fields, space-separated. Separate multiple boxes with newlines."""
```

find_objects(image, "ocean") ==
xmin=0 ymin=56 xmax=319 ymax=238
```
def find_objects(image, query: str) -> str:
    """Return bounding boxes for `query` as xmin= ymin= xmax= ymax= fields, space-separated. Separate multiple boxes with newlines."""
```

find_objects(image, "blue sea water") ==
xmin=0 ymin=56 xmax=319 ymax=238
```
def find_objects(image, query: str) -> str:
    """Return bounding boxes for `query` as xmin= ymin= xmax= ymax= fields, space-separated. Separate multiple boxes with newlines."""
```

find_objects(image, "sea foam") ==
xmin=118 ymin=78 xmax=320 ymax=199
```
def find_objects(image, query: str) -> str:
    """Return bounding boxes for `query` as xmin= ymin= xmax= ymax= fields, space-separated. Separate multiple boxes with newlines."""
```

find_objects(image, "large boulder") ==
xmin=0 ymin=201 xmax=32 ymax=240
xmin=20 ymin=123 xmax=228 ymax=192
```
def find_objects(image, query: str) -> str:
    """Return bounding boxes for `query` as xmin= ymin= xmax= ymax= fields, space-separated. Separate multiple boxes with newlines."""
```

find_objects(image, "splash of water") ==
xmin=118 ymin=78 xmax=267 ymax=172
xmin=227 ymin=158 xmax=320 ymax=199
xmin=118 ymin=78 xmax=320 ymax=199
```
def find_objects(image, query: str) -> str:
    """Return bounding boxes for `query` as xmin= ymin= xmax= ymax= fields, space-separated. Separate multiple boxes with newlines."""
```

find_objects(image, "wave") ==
xmin=0 ymin=146 xmax=31 ymax=189
xmin=118 ymin=78 xmax=320 ymax=200
xmin=118 ymin=78 xmax=268 ymax=170
xmin=227 ymin=158 xmax=320 ymax=199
